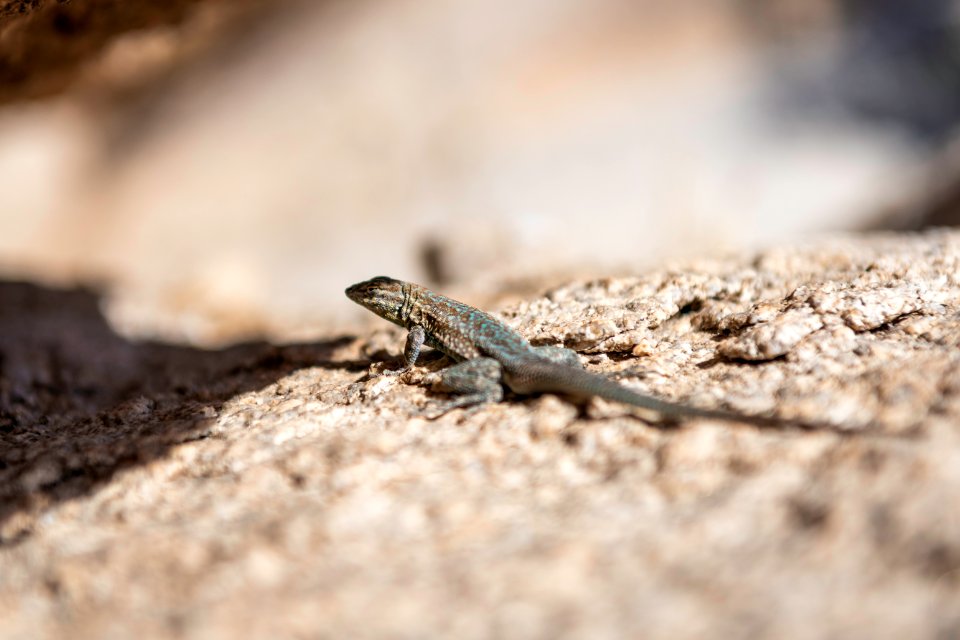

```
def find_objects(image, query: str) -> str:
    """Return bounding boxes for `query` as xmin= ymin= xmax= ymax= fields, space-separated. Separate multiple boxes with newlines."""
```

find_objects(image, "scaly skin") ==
xmin=346 ymin=275 xmax=817 ymax=427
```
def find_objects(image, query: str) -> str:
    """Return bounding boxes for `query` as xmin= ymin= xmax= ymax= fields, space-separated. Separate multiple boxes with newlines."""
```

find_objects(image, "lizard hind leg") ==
xmin=422 ymin=357 xmax=504 ymax=418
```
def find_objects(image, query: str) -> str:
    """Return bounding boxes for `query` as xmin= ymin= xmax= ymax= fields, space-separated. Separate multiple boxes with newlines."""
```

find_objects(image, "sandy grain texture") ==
xmin=2 ymin=231 xmax=960 ymax=639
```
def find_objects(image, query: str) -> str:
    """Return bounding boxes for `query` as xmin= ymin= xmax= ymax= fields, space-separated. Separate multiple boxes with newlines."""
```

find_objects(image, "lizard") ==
xmin=345 ymin=275 xmax=821 ymax=428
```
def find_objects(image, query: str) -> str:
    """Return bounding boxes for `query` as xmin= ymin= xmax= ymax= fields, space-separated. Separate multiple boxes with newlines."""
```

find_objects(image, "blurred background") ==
xmin=0 ymin=0 xmax=957 ymax=344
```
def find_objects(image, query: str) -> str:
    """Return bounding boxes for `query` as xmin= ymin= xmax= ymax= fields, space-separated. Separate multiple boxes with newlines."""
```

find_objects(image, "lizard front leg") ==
xmin=422 ymin=357 xmax=504 ymax=417
xmin=378 ymin=325 xmax=426 ymax=376
xmin=402 ymin=325 xmax=426 ymax=369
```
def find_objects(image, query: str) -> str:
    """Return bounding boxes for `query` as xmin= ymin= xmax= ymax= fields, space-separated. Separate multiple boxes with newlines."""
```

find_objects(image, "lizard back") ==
xmin=408 ymin=289 xmax=532 ymax=363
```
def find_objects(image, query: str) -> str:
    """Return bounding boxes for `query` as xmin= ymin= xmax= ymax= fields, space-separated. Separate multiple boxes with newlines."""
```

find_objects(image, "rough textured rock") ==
xmin=2 ymin=231 xmax=960 ymax=639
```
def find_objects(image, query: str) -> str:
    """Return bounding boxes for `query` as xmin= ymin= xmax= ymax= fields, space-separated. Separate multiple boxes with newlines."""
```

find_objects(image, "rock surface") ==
xmin=2 ymin=231 xmax=960 ymax=639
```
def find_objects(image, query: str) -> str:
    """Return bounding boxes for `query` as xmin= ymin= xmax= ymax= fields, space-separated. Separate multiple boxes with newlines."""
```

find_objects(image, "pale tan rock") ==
xmin=718 ymin=308 xmax=824 ymax=361
xmin=2 ymin=232 xmax=960 ymax=639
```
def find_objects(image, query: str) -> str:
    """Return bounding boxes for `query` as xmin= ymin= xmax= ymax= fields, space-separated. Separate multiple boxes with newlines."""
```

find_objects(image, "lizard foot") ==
xmin=366 ymin=364 xmax=413 ymax=382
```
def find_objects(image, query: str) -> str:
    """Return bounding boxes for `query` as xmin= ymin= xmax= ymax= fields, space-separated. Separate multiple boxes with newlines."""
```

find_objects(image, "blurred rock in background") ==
xmin=0 ymin=0 xmax=956 ymax=343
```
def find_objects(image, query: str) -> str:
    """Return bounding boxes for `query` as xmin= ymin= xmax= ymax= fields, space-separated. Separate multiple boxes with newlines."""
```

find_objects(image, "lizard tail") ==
xmin=507 ymin=361 xmax=794 ymax=427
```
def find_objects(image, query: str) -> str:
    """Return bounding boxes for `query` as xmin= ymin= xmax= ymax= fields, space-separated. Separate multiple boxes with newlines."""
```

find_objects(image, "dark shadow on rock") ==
xmin=0 ymin=280 xmax=360 ymax=541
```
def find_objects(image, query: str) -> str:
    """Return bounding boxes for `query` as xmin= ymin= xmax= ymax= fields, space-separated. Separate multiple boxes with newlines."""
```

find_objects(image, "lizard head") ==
xmin=345 ymin=276 xmax=409 ymax=325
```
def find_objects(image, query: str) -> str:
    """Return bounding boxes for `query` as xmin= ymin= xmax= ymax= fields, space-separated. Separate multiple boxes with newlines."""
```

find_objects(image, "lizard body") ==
xmin=346 ymin=276 xmax=809 ymax=427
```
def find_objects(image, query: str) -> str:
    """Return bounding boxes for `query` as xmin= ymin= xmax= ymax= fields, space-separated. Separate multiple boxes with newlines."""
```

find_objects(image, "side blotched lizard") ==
xmin=346 ymin=275 xmax=818 ymax=427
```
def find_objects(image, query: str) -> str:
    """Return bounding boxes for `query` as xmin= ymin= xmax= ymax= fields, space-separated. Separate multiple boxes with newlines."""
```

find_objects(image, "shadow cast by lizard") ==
xmin=0 ymin=280 xmax=360 ymax=542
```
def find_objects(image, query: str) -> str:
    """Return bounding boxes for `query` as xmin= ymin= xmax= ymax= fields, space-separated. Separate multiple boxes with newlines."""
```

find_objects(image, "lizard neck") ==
xmin=398 ymin=282 xmax=420 ymax=326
